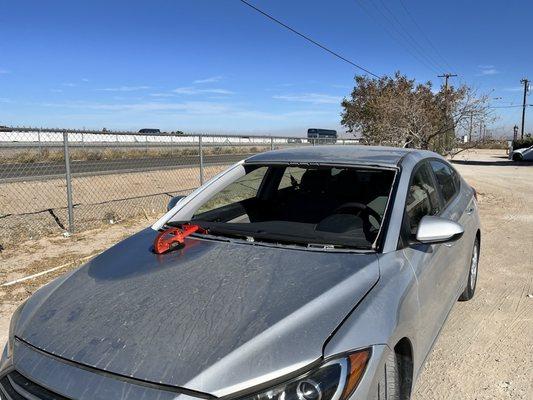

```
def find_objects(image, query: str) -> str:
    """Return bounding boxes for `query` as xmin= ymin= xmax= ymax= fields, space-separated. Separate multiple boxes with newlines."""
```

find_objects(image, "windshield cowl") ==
xmin=167 ymin=221 xmax=375 ymax=252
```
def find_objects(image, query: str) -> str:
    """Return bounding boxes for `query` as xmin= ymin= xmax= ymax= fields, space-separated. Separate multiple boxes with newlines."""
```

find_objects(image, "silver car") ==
xmin=512 ymin=145 xmax=533 ymax=161
xmin=1 ymin=146 xmax=480 ymax=400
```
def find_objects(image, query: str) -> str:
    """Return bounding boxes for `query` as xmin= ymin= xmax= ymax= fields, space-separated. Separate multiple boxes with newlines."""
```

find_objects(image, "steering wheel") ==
xmin=334 ymin=202 xmax=383 ymax=240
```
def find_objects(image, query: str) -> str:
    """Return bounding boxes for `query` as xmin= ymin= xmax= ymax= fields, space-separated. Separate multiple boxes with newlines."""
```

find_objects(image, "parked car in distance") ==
xmin=139 ymin=128 xmax=161 ymax=134
xmin=512 ymin=145 xmax=533 ymax=161
xmin=1 ymin=146 xmax=481 ymax=400
xmin=288 ymin=137 xmax=302 ymax=143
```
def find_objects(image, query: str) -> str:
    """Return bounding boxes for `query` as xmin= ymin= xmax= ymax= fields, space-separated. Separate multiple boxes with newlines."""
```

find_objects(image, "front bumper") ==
xmin=0 ymin=339 xmax=390 ymax=400
xmin=0 ymin=339 xmax=205 ymax=400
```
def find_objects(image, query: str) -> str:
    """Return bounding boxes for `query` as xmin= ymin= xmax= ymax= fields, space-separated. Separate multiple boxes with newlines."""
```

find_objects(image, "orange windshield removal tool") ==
xmin=153 ymin=224 xmax=203 ymax=254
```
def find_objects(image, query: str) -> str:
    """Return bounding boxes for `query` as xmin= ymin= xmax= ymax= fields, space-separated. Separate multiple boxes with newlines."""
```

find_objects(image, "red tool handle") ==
xmin=153 ymin=224 xmax=202 ymax=254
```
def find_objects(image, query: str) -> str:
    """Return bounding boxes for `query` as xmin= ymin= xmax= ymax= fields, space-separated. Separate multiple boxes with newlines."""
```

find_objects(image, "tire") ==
xmin=459 ymin=236 xmax=480 ymax=301
xmin=374 ymin=351 xmax=407 ymax=400
xmin=512 ymin=153 xmax=523 ymax=161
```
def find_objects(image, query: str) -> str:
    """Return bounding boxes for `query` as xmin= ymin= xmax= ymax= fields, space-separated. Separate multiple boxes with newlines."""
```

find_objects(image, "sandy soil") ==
xmin=0 ymin=149 xmax=531 ymax=398
xmin=412 ymin=149 xmax=533 ymax=399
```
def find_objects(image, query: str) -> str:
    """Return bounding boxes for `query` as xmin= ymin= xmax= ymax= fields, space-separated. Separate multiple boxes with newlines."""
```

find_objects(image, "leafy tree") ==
xmin=341 ymin=72 xmax=493 ymax=154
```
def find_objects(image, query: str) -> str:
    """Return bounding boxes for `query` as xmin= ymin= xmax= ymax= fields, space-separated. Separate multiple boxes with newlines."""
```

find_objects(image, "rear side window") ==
xmin=430 ymin=161 xmax=458 ymax=205
xmin=405 ymin=164 xmax=441 ymax=234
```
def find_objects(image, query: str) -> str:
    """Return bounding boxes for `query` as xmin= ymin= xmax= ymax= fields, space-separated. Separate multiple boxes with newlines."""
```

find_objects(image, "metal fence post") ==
xmin=63 ymin=131 xmax=75 ymax=233
xmin=270 ymin=137 xmax=274 ymax=151
xmin=37 ymin=128 xmax=43 ymax=155
xmin=199 ymin=135 xmax=204 ymax=185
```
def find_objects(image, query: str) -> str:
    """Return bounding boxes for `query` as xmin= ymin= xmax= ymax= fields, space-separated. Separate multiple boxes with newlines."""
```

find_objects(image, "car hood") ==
xmin=15 ymin=228 xmax=379 ymax=397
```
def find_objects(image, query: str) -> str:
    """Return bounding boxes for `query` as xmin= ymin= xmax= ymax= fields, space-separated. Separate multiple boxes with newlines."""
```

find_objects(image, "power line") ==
xmin=354 ymin=0 xmax=440 ymax=74
xmin=373 ymin=0 xmax=444 ymax=71
xmin=239 ymin=0 xmax=380 ymax=78
xmin=489 ymin=104 xmax=532 ymax=109
xmin=397 ymin=0 xmax=455 ymax=72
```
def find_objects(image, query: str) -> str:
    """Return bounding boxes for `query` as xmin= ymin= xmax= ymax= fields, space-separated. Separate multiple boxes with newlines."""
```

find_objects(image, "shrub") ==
xmin=512 ymin=137 xmax=533 ymax=150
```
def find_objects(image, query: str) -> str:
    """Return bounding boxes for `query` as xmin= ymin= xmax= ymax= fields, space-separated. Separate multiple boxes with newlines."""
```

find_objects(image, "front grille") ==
xmin=0 ymin=371 xmax=69 ymax=400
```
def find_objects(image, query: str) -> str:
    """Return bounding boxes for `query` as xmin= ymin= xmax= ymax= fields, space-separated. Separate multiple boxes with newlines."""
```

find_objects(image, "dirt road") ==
xmin=0 ymin=149 xmax=531 ymax=398
xmin=412 ymin=150 xmax=533 ymax=399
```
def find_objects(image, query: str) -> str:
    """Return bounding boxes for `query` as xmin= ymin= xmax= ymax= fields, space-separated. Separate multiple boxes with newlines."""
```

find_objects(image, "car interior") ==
xmin=189 ymin=164 xmax=396 ymax=249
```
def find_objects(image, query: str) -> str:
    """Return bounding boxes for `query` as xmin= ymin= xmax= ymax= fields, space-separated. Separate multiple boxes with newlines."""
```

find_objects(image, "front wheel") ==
xmin=459 ymin=237 xmax=480 ymax=301
xmin=374 ymin=351 xmax=401 ymax=399
xmin=512 ymin=153 xmax=523 ymax=161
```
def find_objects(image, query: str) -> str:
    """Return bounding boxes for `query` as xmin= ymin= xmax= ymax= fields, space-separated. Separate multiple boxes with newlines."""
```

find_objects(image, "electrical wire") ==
xmin=354 ymin=0 xmax=440 ymax=74
xmin=373 ymin=0 xmax=444 ymax=72
xmin=398 ymin=0 xmax=455 ymax=72
xmin=239 ymin=0 xmax=380 ymax=78
xmin=489 ymin=104 xmax=532 ymax=108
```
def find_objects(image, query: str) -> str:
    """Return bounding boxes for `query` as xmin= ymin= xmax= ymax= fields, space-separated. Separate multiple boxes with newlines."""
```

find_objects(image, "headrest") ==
xmin=333 ymin=169 xmax=360 ymax=197
xmin=300 ymin=169 xmax=330 ymax=193
xmin=315 ymin=214 xmax=364 ymax=234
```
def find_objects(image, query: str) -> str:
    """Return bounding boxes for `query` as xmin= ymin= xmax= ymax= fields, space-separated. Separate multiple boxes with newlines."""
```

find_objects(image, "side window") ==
xmin=406 ymin=164 xmax=441 ymax=234
xmin=194 ymin=166 xmax=268 ymax=215
xmin=430 ymin=161 xmax=458 ymax=206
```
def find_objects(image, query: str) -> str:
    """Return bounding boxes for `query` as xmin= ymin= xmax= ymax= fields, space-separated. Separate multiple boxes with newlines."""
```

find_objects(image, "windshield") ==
xmin=170 ymin=164 xmax=396 ymax=250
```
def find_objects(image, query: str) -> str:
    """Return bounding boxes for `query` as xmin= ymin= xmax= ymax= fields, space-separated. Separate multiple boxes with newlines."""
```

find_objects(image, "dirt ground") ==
xmin=0 ymin=149 xmax=531 ymax=398
xmin=0 ymin=164 xmax=227 ymax=244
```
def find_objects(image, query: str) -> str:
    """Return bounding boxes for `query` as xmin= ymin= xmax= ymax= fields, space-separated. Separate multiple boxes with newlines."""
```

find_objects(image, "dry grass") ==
xmin=0 ymin=145 xmax=268 ymax=164
xmin=0 ymin=164 xmax=227 ymax=246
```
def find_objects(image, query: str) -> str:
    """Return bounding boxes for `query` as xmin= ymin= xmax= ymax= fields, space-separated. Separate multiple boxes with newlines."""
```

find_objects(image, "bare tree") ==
xmin=341 ymin=72 xmax=494 ymax=154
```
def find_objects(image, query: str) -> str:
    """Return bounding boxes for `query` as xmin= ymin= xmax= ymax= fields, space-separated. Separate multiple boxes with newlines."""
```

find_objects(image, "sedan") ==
xmin=512 ymin=145 xmax=533 ymax=161
xmin=1 ymin=145 xmax=480 ymax=400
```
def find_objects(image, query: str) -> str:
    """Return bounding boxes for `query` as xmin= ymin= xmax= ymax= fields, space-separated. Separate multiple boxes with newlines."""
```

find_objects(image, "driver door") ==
xmin=401 ymin=162 xmax=452 ymax=358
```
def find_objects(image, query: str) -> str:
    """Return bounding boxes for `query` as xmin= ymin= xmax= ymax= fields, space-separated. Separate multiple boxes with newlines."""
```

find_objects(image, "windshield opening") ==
xmin=173 ymin=164 xmax=396 ymax=250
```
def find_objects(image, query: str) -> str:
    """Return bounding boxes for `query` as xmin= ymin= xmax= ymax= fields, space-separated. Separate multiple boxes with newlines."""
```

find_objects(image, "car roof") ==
xmin=245 ymin=145 xmax=435 ymax=168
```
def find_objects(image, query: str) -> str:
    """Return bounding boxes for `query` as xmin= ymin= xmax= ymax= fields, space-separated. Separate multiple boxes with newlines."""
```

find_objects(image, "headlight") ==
xmin=237 ymin=350 xmax=370 ymax=400
xmin=7 ymin=302 xmax=25 ymax=359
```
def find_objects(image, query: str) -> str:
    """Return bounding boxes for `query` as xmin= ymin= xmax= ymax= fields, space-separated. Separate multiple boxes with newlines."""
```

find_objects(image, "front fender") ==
xmin=323 ymin=251 xmax=421 ymax=372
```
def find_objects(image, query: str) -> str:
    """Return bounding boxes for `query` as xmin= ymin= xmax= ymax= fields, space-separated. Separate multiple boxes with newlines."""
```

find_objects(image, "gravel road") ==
xmin=0 ymin=149 xmax=531 ymax=398
xmin=412 ymin=150 xmax=532 ymax=399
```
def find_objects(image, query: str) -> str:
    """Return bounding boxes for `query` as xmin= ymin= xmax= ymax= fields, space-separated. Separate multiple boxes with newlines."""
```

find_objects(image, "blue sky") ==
xmin=0 ymin=0 xmax=531 ymax=136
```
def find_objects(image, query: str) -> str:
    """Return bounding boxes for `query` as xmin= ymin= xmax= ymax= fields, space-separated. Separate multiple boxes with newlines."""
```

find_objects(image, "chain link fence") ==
xmin=0 ymin=126 xmax=359 ymax=246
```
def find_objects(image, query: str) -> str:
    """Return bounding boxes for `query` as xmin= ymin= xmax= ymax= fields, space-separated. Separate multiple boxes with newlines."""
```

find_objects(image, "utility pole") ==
xmin=468 ymin=112 xmax=473 ymax=142
xmin=520 ymin=78 xmax=529 ymax=139
xmin=438 ymin=73 xmax=458 ymax=91
xmin=438 ymin=73 xmax=458 ymax=150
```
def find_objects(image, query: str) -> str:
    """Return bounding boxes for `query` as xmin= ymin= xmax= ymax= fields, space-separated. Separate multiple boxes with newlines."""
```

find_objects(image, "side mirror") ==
xmin=416 ymin=216 xmax=464 ymax=244
xmin=167 ymin=195 xmax=186 ymax=211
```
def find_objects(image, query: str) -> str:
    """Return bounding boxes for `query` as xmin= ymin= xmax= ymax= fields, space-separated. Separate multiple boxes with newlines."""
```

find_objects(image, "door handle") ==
xmin=444 ymin=242 xmax=454 ymax=247
xmin=466 ymin=207 xmax=474 ymax=215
